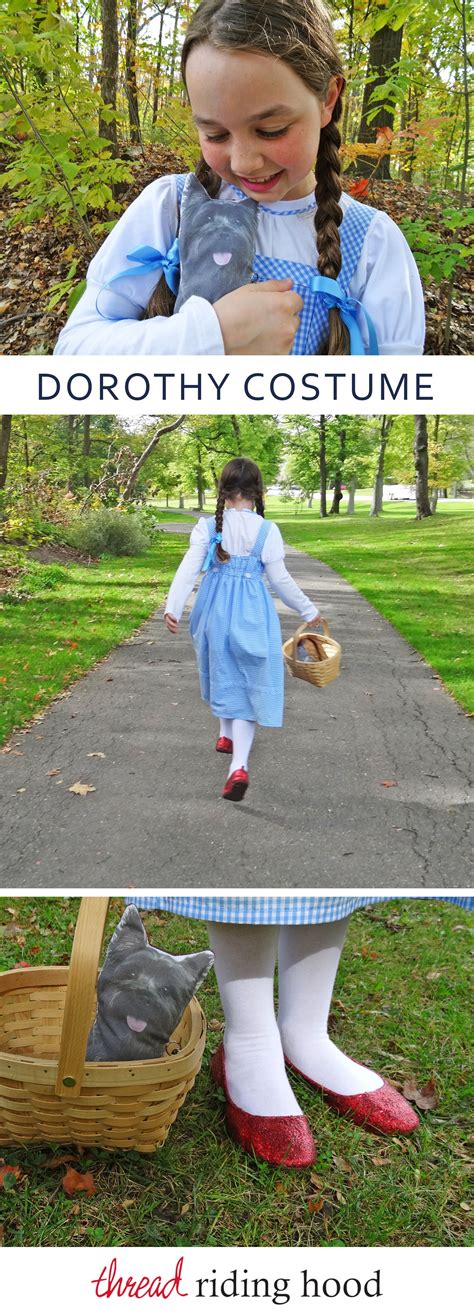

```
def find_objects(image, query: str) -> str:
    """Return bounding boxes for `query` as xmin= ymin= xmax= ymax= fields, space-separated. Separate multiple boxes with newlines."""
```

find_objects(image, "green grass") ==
xmin=269 ymin=498 xmax=474 ymax=713
xmin=0 ymin=898 xmax=472 ymax=1247
xmin=0 ymin=535 xmax=185 ymax=745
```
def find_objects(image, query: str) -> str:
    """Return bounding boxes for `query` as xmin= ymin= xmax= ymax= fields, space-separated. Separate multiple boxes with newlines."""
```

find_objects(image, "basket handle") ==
xmin=292 ymin=618 xmax=330 ymax=662
xmin=55 ymin=897 xmax=110 ymax=1098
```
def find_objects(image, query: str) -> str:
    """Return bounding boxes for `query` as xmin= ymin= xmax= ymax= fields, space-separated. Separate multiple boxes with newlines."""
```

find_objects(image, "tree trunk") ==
xmin=346 ymin=478 xmax=356 ymax=514
xmin=430 ymin=489 xmax=439 ymax=513
xmin=167 ymin=3 xmax=181 ymax=100
xmin=179 ymin=493 xmax=184 ymax=509
xmin=0 ymin=415 xmax=12 ymax=490
xmin=196 ymin=444 xmax=205 ymax=510
xmin=230 ymin=415 xmax=243 ymax=454
xmin=319 ymin=415 xmax=327 ymax=517
xmin=125 ymin=0 xmax=142 ymax=147
xmin=99 ymin=0 xmax=119 ymax=151
xmin=307 ymin=492 xmax=314 ymax=508
xmin=354 ymin=24 xmax=404 ymax=179
xmin=152 ymin=9 xmax=166 ymax=127
xmin=82 ymin=415 xmax=91 ymax=487
xmin=414 ymin=416 xmax=432 ymax=518
xmin=122 ymin=416 xmax=185 ymax=500
xmin=371 ymin=416 xmax=391 ymax=515
xmin=330 ymin=428 xmax=346 ymax=514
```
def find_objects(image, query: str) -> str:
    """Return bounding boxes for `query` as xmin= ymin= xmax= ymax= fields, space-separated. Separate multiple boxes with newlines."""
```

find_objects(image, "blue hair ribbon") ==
xmin=310 ymin=275 xmax=379 ymax=356
xmin=96 ymin=238 xmax=181 ymax=319
xmin=202 ymin=532 xmax=222 ymax=572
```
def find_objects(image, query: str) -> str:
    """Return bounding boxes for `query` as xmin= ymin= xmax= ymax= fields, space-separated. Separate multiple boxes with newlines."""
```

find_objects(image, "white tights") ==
xmin=208 ymin=921 xmax=382 ymax=1117
xmin=219 ymin=718 xmax=256 ymax=776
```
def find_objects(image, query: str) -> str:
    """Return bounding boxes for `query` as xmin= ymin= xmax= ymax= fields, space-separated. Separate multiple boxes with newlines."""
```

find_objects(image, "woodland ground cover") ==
xmin=0 ymin=896 xmax=471 ymax=1248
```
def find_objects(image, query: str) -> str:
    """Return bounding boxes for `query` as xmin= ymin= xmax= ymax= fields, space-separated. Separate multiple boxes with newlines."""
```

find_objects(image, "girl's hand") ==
xmin=214 ymin=279 xmax=304 ymax=355
xmin=307 ymin=615 xmax=321 ymax=628
xmin=165 ymin=613 xmax=178 ymax=633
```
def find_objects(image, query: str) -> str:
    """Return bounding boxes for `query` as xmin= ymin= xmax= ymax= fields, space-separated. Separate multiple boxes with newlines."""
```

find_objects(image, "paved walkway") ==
xmin=1 ymin=528 xmax=472 ymax=888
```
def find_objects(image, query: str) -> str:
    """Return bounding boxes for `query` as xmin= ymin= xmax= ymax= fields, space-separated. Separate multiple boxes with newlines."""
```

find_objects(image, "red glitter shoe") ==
xmin=216 ymin=736 xmax=233 ymax=754
xmin=221 ymin=768 xmax=249 ymax=801
xmin=211 ymin=1044 xmax=315 ymax=1167
xmin=285 ymin=1058 xmax=420 ymax=1135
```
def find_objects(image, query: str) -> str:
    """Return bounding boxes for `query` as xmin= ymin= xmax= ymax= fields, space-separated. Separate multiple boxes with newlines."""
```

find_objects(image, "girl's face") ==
xmin=186 ymin=45 xmax=342 ymax=202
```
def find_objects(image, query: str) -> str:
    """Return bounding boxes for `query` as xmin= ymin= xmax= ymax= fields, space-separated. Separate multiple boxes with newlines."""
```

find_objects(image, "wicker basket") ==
xmin=0 ymin=898 xmax=207 ymax=1153
xmin=282 ymin=619 xmax=341 ymax=688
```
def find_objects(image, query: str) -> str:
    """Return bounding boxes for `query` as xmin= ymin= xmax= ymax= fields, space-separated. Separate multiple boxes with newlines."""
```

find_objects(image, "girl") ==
xmin=54 ymin=0 xmax=424 ymax=357
xmin=128 ymin=894 xmax=474 ymax=1167
xmin=164 ymin=456 xmax=320 ymax=801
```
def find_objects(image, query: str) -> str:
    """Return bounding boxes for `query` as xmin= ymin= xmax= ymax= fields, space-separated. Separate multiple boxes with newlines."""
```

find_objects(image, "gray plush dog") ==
xmin=86 ymin=905 xmax=214 ymax=1062
xmin=174 ymin=173 xmax=258 ymax=312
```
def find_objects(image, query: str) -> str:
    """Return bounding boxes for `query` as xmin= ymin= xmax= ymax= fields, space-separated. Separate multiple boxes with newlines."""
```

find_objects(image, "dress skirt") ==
xmin=189 ymin=543 xmax=284 ymax=727
xmin=126 ymin=895 xmax=474 ymax=924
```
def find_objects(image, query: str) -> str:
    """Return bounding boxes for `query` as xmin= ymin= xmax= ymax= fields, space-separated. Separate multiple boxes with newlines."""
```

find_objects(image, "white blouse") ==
xmin=165 ymin=509 xmax=318 ymax=623
xmin=54 ymin=175 xmax=425 ymax=356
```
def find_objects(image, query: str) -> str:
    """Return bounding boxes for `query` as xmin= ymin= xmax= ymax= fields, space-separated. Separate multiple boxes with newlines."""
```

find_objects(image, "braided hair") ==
xmin=215 ymin=457 xmax=265 ymax=562
xmin=145 ymin=0 xmax=349 ymax=353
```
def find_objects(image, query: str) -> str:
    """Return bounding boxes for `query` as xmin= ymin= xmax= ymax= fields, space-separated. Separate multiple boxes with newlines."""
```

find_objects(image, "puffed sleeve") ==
xmin=165 ymin=519 xmax=209 ymax=621
xmin=352 ymin=211 xmax=425 ymax=355
xmin=54 ymin=176 xmax=225 ymax=356
xmin=262 ymin=523 xmax=318 ymax=620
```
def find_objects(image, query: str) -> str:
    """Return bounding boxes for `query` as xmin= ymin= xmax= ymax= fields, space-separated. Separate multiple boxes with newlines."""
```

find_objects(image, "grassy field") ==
xmin=0 ymin=535 xmax=184 ymax=745
xmin=269 ymin=497 xmax=474 ymax=713
xmin=0 ymin=897 xmax=472 ymax=1248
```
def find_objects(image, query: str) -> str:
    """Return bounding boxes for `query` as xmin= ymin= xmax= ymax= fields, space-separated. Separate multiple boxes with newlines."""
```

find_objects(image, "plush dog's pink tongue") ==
xmin=213 ymin=252 xmax=232 ymax=265
xmin=127 ymin=1015 xmax=147 ymax=1033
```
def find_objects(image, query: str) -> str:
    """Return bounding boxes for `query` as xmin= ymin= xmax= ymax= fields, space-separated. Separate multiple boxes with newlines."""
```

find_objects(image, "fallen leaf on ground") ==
xmin=381 ymin=780 xmax=398 ymax=788
xmin=0 ymin=1165 xmax=21 ymax=1188
xmin=308 ymin=1198 xmax=325 ymax=1213
xmin=87 ymin=752 xmax=106 ymax=759
xmin=120 ymin=1199 xmax=136 ymax=1209
xmin=46 ymin=1154 xmax=80 ymax=1169
xmin=68 ymin=782 xmax=96 ymax=796
xmin=402 ymin=1077 xmax=439 ymax=1110
xmin=62 ymin=1167 xmax=96 ymax=1197
xmin=360 ymin=946 xmax=380 ymax=959
xmin=332 ymin=1155 xmax=352 ymax=1175
xmin=47 ymin=769 xmax=61 ymax=777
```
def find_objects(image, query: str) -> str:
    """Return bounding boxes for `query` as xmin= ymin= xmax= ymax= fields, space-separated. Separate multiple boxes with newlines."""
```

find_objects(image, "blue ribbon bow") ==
xmin=310 ymin=275 xmax=379 ymax=356
xmin=202 ymin=532 xmax=222 ymax=572
xmin=104 ymin=238 xmax=181 ymax=297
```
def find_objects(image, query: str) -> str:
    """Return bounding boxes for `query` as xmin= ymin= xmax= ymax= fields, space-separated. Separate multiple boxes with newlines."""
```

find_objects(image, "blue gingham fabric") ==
xmin=189 ymin=517 xmax=284 ymax=725
xmin=126 ymin=895 xmax=474 ymax=924
xmin=174 ymin=173 xmax=375 ymax=354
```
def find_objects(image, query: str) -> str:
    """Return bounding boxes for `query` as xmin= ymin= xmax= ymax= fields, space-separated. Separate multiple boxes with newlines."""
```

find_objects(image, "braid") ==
xmin=255 ymin=492 xmax=265 ymax=517
xmin=314 ymin=93 xmax=350 ymax=355
xmin=142 ymin=155 xmax=220 ymax=321
xmin=215 ymin=488 xmax=229 ymax=562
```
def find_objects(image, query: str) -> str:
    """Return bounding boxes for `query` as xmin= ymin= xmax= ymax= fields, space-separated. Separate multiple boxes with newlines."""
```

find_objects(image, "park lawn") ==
xmin=271 ymin=499 xmax=474 ymax=714
xmin=0 ymin=897 xmax=471 ymax=1248
xmin=0 ymin=535 xmax=185 ymax=745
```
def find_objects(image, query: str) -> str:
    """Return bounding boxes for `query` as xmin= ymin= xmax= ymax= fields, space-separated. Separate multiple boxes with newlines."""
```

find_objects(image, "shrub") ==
xmin=67 ymin=508 xmax=150 ymax=557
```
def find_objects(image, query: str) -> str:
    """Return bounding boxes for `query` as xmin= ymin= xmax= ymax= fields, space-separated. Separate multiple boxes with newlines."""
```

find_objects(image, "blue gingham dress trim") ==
xmin=174 ymin=173 xmax=375 ymax=355
xmin=126 ymin=896 xmax=474 ymax=924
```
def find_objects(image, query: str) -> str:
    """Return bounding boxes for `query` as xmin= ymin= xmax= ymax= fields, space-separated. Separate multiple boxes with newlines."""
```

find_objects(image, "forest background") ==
xmin=0 ymin=0 xmax=472 ymax=353
xmin=1 ymin=411 xmax=473 ymax=742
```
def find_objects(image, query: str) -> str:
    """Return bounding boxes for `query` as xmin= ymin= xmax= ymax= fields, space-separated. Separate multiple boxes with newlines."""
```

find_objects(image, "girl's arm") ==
xmin=164 ymin=520 xmax=209 ymax=623
xmin=53 ymin=177 xmax=225 ymax=357
xmin=262 ymin=525 xmax=319 ymax=621
xmin=352 ymin=212 xmax=425 ymax=355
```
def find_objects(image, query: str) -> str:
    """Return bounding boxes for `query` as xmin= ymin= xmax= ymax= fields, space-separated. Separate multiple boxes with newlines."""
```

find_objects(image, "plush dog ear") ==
xmin=176 ymin=949 xmax=214 ymax=1001
xmin=104 ymin=904 xmax=148 ymax=962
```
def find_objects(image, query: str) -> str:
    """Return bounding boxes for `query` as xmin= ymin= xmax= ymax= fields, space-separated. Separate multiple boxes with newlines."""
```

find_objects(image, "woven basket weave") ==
xmin=283 ymin=619 xmax=341 ymax=688
xmin=0 ymin=898 xmax=207 ymax=1153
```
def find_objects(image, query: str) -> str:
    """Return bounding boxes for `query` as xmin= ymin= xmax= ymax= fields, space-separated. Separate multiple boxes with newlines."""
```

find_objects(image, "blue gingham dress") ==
xmin=189 ymin=518 xmax=284 ymax=726
xmin=175 ymin=174 xmax=375 ymax=355
xmin=128 ymin=895 xmax=474 ymax=923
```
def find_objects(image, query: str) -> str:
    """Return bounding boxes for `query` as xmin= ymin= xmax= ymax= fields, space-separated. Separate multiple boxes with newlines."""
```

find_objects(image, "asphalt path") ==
xmin=1 ymin=527 xmax=472 ymax=888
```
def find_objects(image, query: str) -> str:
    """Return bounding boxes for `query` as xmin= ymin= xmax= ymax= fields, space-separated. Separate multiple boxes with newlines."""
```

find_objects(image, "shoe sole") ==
xmin=222 ymin=779 xmax=248 ymax=802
